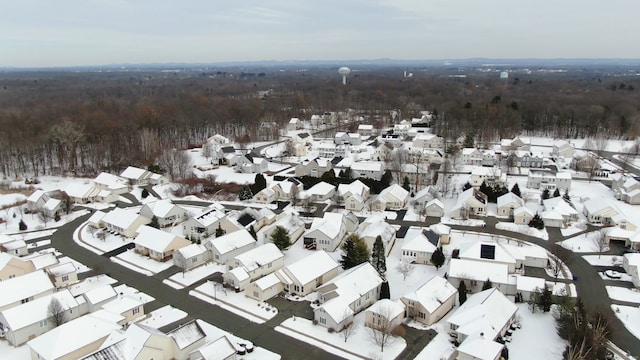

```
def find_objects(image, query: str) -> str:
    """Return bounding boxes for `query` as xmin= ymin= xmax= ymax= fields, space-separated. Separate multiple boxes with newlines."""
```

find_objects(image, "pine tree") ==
xmin=541 ymin=189 xmax=550 ymax=201
xmin=19 ymin=219 xmax=27 ymax=231
xmin=149 ymin=216 xmax=160 ymax=229
xmin=510 ymin=183 xmax=521 ymax=198
xmin=553 ymin=188 xmax=561 ymax=198
xmin=141 ymin=188 xmax=149 ymax=199
xmin=562 ymin=190 xmax=571 ymax=203
xmin=430 ymin=247 xmax=445 ymax=269
xmin=402 ymin=176 xmax=410 ymax=192
xmin=482 ymin=278 xmax=493 ymax=290
xmin=458 ymin=281 xmax=467 ymax=305
xmin=215 ymin=223 xmax=225 ymax=237
xmin=379 ymin=280 xmax=390 ymax=299
xmin=238 ymin=186 xmax=253 ymax=201
xmin=371 ymin=236 xmax=387 ymax=275
xmin=270 ymin=225 xmax=291 ymax=250
xmin=248 ymin=225 xmax=257 ymax=240
xmin=462 ymin=182 xmax=472 ymax=191
xmin=529 ymin=213 xmax=545 ymax=230
xmin=463 ymin=133 xmax=475 ymax=148
xmin=340 ymin=234 xmax=370 ymax=270
xmin=539 ymin=287 xmax=553 ymax=312
xmin=250 ymin=174 xmax=267 ymax=194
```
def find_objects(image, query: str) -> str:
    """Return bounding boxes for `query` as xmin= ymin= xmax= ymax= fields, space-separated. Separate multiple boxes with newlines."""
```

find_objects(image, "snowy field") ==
xmin=164 ymin=262 xmax=225 ymax=289
xmin=606 ymin=286 xmax=640 ymax=304
xmin=559 ymin=231 xmax=608 ymax=253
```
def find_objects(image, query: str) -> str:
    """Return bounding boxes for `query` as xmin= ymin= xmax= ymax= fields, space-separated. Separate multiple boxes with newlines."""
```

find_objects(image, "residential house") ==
xmin=401 ymin=275 xmax=457 ymax=325
xmin=461 ymin=148 xmax=483 ymax=166
xmin=0 ymin=270 xmax=55 ymax=312
xmin=42 ymin=198 xmax=64 ymax=218
xmin=133 ymin=226 xmax=191 ymax=262
xmin=288 ymin=117 xmax=302 ymax=130
xmin=401 ymin=227 xmax=440 ymax=264
xmin=542 ymin=197 xmax=579 ymax=226
xmin=86 ymin=210 xmax=106 ymax=229
xmin=287 ymin=133 xmax=313 ymax=157
xmin=512 ymin=150 xmax=544 ymax=168
xmin=513 ymin=207 xmax=535 ymax=225
xmin=27 ymin=190 xmax=48 ymax=213
xmin=182 ymin=204 xmax=227 ymax=241
xmin=239 ymin=155 xmax=269 ymax=174
xmin=101 ymin=208 xmax=151 ymax=238
xmin=223 ymin=243 xmax=284 ymax=290
xmin=64 ymin=183 xmax=100 ymax=204
xmin=254 ymin=187 xmax=277 ymax=204
xmin=0 ymin=252 xmax=35 ymax=280
xmin=412 ymin=133 xmax=444 ymax=149
xmin=295 ymin=158 xmax=333 ymax=178
xmin=482 ymin=149 xmax=499 ymax=167
xmin=0 ymin=290 xmax=82 ymax=346
xmin=552 ymin=140 xmax=575 ymax=159
xmin=305 ymin=181 xmax=336 ymax=202
xmin=345 ymin=194 xmax=366 ymax=212
xmin=424 ymin=199 xmax=445 ymax=218
xmin=219 ymin=207 xmax=276 ymax=235
xmin=373 ymin=142 xmax=394 ymax=161
xmin=120 ymin=166 xmax=153 ymax=186
xmin=457 ymin=337 xmax=504 ymax=360
xmin=448 ymin=258 xmax=511 ymax=295
xmin=372 ymin=184 xmax=409 ymax=211
xmin=246 ymin=273 xmax=284 ymax=302
xmin=413 ymin=186 xmax=438 ymax=208
xmin=582 ymin=198 xmax=622 ymax=226
xmin=93 ymin=172 xmax=129 ymax=195
xmin=173 ymin=244 xmax=209 ymax=271
xmin=336 ymin=180 xmax=370 ymax=204
xmin=430 ymin=223 xmax=452 ymax=245
xmin=260 ymin=212 xmax=305 ymax=245
xmin=46 ymin=262 xmax=78 ymax=288
xmin=357 ymin=216 xmax=396 ymax=256
xmin=303 ymin=212 xmax=357 ymax=251
xmin=357 ymin=124 xmax=374 ymax=136
xmin=364 ymin=299 xmax=405 ymax=331
xmin=313 ymin=263 xmax=383 ymax=330
xmin=82 ymin=285 xmax=117 ymax=312
xmin=204 ymin=229 xmax=256 ymax=264
xmin=351 ymin=161 xmax=385 ymax=180
xmin=27 ymin=313 xmax=121 ymax=360
xmin=527 ymin=170 xmax=572 ymax=191
xmin=393 ymin=123 xmax=411 ymax=137
xmin=447 ymin=288 xmax=517 ymax=354
xmin=613 ymin=175 xmax=640 ymax=205
xmin=623 ymin=254 xmax=640 ymax=287
xmin=274 ymin=251 xmax=340 ymax=297
xmin=334 ymin=132 xmax=361 ymax=146
xmin=500 ymin=136 xmax=530 ymax=151
xmin=271 ymin=178 xmax=304 ymax=201
xmin=0 ymin=238 xmax=28 ymax=257
xmin=139 ymin=200 xmax=188 ymax=227
xmin=469 ymin=167 xmax=506 ymax=187
xmin=450 ymin=188 xmax=488 ymax=219
xmin=496 ymin=192 xmax=524 ymax=218
xmin=101 ymin=296 xmax=145 ymax=323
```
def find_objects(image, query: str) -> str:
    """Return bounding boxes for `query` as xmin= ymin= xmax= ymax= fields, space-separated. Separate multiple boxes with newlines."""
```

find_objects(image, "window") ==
xmin=39 ymin=320 xmax=48 ymax=327
xmin=192 ymin=257 xmax=198 ymax=263
xmin=21 ymin=298 xmax=29 ymax=304
xmin=133 ymin=307 xmax=140 ymax=315
xmin=62 ymin=275 xmax=69 ymax=282
xmin=253 ymin=291 xmax=259 ymax=298
xmin=319 ymin=317 xmax=326 ymax=325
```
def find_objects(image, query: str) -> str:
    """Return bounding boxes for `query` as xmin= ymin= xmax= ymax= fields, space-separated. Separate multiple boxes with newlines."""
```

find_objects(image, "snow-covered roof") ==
xmin=351 ymin=161 xmax=383 ymax=172
xmin=471 ymin=167 xmax=501 ymax=177
xmin=228 ymin=267 xmax=250 ymax=281
xmin=307 ymin=181 xmax=336 ymax=196
xmin=378 ymin=184 xmax=409 ymax=203
xmin=102 ymin=296 xmax=143 ymax=315
xmin=513 ymin=207 xmax=534 ymax=217
xmin=43 ymin=198 xmax=61 ymax=211
xmin=447 ymin=288 xmax=517 ymax=341
xmin=403 ymin=275 xmax=457 ymax=313
xmin=0 ymin=270 xmax=53 ymax=309
xmin=449 ymin=258 xmax=509 ymax=284
xmin=47 ymin=262 xmax=76 ymax=277
xmin=515 ymin=275 xmax=546 ymax=292
xmin=167 ymin=320 xmax=206 ymax=350
xmin=84 ymin=285 xmax=117 ymax=305
xmin=196 ymin=335 xmax=237 ymax=359
xmin=459 ymin=241 xmax=516 ymax=264
xmin=119 ymin=166 xmax=149 ymax=180
xmin=1 ymin=289 xmax=78 ymax=330
xmin=316 ymin=263 xmax=383 ymax=322
xmin=27 ymin=189 xmax=46 ymax=203
xmin=368 ymin=299 xmax=405 ymax=319
xmin=94 ymin=172 xmax=127 ymax=188
xmin=457 ymin=337 xmax=503 ymax=360
xmin=27 ymin=313 xmax=121 ymax=360
xmin=337 ymin=180 xmax=369 ymax=197
xmin=307 ymin=212 xmax=345 ymax=240
xmin=192 ymin=207 xmax=226 ymax=227
xmin=134 ymin=225 xmax=187 ymax=253
xmin=64 ymin=183 xmax=100 ymax=199
xmin=496 ymin=192 xmax=524 ymax=209
xmin=234 ymin=243 xmax=283 ymax=272
xmin=253 ymin=273 xmax=281 ymax=290
xmin=207 ymin=229 xmax=255 ymax=255
xmin=402 ymin=228 xmax=437 ymax=253
xmin=142 ymin=199 xmax=182 ymax=218
xmin=541 ymin=209 xmax=564 ymax=221
xmin=425 ymin=198 xmax=444 ymax=209
xmin=87 ymin=210 xmax=106 ymax=225
xmin=175 ymin=243 xmax=207 ymax=259
xmin=1 ymin=239 xmax=26 ymax=251
xmin=284 ymin=251 xmax=339 ymax=286
xmin=429 ymin=223 xmax=451 ymax=235
xmin=102 ymin=208 xmax=147 ymax=231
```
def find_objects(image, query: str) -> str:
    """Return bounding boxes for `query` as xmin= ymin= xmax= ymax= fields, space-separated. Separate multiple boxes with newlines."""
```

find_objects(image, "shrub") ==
xmin=328 ymin=327 xmax=335 ymax=333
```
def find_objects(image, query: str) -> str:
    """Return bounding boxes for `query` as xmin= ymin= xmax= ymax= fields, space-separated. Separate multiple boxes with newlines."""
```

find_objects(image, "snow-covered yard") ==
xmin=583 ymin=255 xmax=624 ymax=267
xmin=559 ymin=231 xmax=608 ymax=253
xmin=495 ymin=221 xmax=549 ymax=240
xmin=112 ymin=249 xmax=175 ymax=276
xmin=191 ymin=281 xmax=278 ymax=323
xmin=164 ymin=262 xmax=225 ymax=289
xmin=612 ymin=304 xmax=640 ymax=340
xmin=607 ymin=286 xmax=640 ymax=304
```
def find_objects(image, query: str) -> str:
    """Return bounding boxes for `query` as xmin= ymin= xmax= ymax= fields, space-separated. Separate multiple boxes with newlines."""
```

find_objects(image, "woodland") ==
xmin=0 ymin=64 xmax=638 ymax=179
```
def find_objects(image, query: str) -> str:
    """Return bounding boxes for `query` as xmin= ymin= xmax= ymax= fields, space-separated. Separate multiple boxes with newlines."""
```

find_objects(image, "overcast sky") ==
xmin=2 ymin=0 xmax=639 ymax=67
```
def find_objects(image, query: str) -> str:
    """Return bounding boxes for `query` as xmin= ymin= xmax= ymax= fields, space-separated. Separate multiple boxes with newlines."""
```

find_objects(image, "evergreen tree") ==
xmin=141 ymin=188 xmax=149 ymax=199
xmin=238 ymin=186 xmax=253 ymax=201
xmin=19 ymin=219 xmax=27 ymax=231
xmin=553 ymin=188 xmax=561 ymax=198
xmin=402 ymin=176 xmax=410 ymax=192
xmin=248 ymin=225 xmax=257 ymax=240
xmin=463 ymin=133 xmax=475 ymax=148
xmin=270 ymin=225 xmax=291 ymax=250
xmin=250 ymin=174 xmax=267 ymax=194
xmin=529 ymin=213 xmax=545 ymax=229
xmin=379 ymin=280 xmax=390 ymax=299
xmin=462 ymin=182 xmax=472 ymax=191
xmin=458 ymin=281 xmax=467 ymax=305
xmin=54 ymin=213 xmax=61 ymax=222
xmin=539 ymin=286 xmax=553 ymax=312
xmin=147 ymin=164 xmax=163 ymax=174
xmin=215 ymin=223 xmax=225 ymax=237
xmin=430 ymin=247 xmax=445 ymax=269
xmin=541 ymin=189 xmax=550 ymax=201
xmin=482 ymin=278 xmax=493 ymax=290
xmin=562 ymin=190 xmax=571 ymax=203
xmin=340 ymin=234 xmax=370 ymax=270
xmin=149 ymin=216 xmax=160 ymax=229
xmin=510 ymin=183 xmax=521 ymax=198
xmin=381 ymin=170 xmax=393 ymax=187
xmin=371 ymin=236 xmax=387 ymax=275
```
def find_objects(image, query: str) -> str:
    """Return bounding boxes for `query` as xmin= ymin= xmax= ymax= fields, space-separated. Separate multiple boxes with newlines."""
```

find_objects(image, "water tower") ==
xmin=338 ymin=67 xmax=351 ymax=85
xmin=500 ymin=71 xmax=509 ymax=83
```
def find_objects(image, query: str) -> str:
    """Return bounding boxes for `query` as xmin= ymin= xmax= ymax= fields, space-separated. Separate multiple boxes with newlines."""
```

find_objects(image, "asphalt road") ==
xmin=51 ymin=214 xmax=343 ymax=360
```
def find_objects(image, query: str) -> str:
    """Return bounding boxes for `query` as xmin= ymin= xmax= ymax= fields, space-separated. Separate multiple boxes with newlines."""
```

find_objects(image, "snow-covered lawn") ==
xmin=112 ymin=249 xmax=175 ymax=276
xmin=559 ymin=231 xmax=608 ymax=253
xmin=191 ymin=281 xmax=277 ymax=323
xmin=495 ymin=222 xmax=549 ymax=240
xmin=441 ymin=217 xmax=485 ymax=227
xmin=560 ymin=222 xmax=588 ymax=237
xmin=508 ymin=304 xmax=567 ymax=360
xmin=0 ymin=192 xmax=26 ymax=207
xmin=164 ymin=262 xmax=225 ymax=289
xmin=583 ymin=255 xmax=624 ymax=266
xmin=276 ymin=315 xmax=406 ymax=360
xmin=0 ymin=339 xmax=30 ymax=360
xmin=197 ymin=319 xmax=281 ymax=360
xmin=599 ymin=272 xmax=633 ymax=283
xmin=76 ymin=222 xmax=135 ymax=254
xmin=612 ymin=304 xmax=640 ymax=340
xmin=607 ymin=286 xmax=640 ymax=304
xmin=414 ymin=333 xmax=455 ymax=360
xmin=137 ymin=305 xmax=188 ymax=329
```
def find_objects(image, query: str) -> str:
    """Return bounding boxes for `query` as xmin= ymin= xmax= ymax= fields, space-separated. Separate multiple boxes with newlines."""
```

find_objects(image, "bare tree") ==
xmin=158 ymin=149 xmax=192 ymax=181
xmin=340 ymin=309 xmax=358 ymax=343
xmin=594 ymin=137 xmax=609 ymax=157
xmin=549 ymin=253 xmax=563 ymax=280
xmin=369 ymin=304 xmax=400 ymax=352
xmin=396 ymin=259 xmax=413 ymax=281
xmin=48 ymin=297 xmax=66 ymax=327
xmin=593 ymin=229 xmax=608 ymax=259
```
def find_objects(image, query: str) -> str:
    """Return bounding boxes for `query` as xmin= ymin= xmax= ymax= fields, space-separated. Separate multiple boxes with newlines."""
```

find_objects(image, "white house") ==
xmin=254 ymin=187 xmax=277 ymax=204
xmin=412 ymin=133 xmax=443 ymax=149
xmin=120 ymin=166 xmax=153 ymax=186
xmin=357 ymin=216 xmax=396 ymax=256
xmin=133 ymin=225 xmax=191 ymax=262
xmin=260 ymin=212 xmax=306 ymax=245
xmin=364 ymin=299 xmax=405 ymax=332
xmin=46 ymin=262 xmax=78 ymax=288
xmin=496 ymin=192 xmax=524 ymax=218
xmin=0 ymin=289 xmax=82 ymax=346
xmin=623 ymin=253 xmax=640 ymax=288
xmin=313 ymin=263 xmax=383 ymax=330
xmin=204 ymin=228 xmax=256 ymax=264
xmin=527 ymin=170 xmax=571 ymax=191
xmin=401 ymin=227 xmax=440 ymax=265
xmin=64 ymin=183 xmax=100 ymax=204
xmin=239 ymin=156 xmax=269 ymax=174
xmin=305 ymin=181 xmax=336 ymax=202
xmin=337 ymin=180 xmax=370 ymax=204
xmin=513 ymin=207 xmax=535 ymax=225
xmin=0 ymin=270 xmax=55 ymax=312
xmin=173 ymin=244 xmax=209 ymax=271
xmin=450 ymin=188 xmax=488 ymax=219
xmin=413 ymin=186 xmax=438 ymax=208
xmin=401 ymin=275 xmax=457 ymax=325
xmin=424 ymin=199 xmax=445 ymax=218
xmin=448 ymin=258 xmax=511 ymax=295
xmin=303 ymin=212 xmax=357 ymax=251
xmin=274 ymin=251 xmax=340 ymax=297
xmin=101 ymin=208 xmax=151 ymax=238
xmin=27 ymin=313 xmax=121 ymax=360
xmin=223 ymin=243 xmax=284 ymax=290
xmin=245 ymin=273 xmax=284 ymax=302
xmin=469 ymin=167 xmax=505 ymax=187
xmin=139 ymin=200 xmax=188 ymax=227
xmin=372 ymin=184 xmax=409 ymax=211
xmin=182 ymin=205 xmax=227 ymax=241
xmin=552 ymin=140 xmax=575 ymax=159
xmin=295 ymin=158 xmax=333 ymax=178
xmin=93 ymin=172 xmax=129 ymax=195
xmin=357 ymin=124 xmax=374 ymax=136
xmin=83 ymin=285 xmax=118 ymax=312
xmin=101 ymin=296 xmax=145 ymax=323
xmin=351 ymin=161 xmax=385 ymax=180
